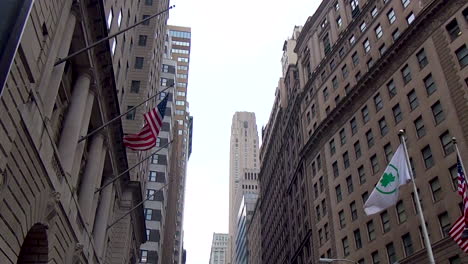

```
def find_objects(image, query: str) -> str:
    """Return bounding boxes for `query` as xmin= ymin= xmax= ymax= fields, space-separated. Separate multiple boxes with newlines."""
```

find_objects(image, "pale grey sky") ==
xmin=168 ymin=0 xmax=320 ymax=263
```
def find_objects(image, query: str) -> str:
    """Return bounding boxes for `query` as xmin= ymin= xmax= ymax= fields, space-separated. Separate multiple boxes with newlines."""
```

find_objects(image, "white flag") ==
xmin=364 ymin=144 xmax=412 ymax=215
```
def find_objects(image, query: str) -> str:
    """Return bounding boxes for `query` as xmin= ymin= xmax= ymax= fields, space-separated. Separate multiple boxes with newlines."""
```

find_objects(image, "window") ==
xmin=401 ymin=65 xmax=412 ymax=84
xmin=323 ymin=87 xmax=329 ymax=101
xmin=330 ymin=139 xmax=336 ymax=155
xmin=134 ymin=57 xmax=144 ymax=69
xmin=351 ymin=201 xmax=358 ymax=220
xmin=342 ymin=237 xmax=350 ymax=256
xmin=449 ymin=255 xmax=461 ymax=264
xmin=334 ymin=2 xmax=340 ymax=11
xmin=374 ymin=93 xmax=383 ymax=112
xmin=350 ymin=118 xmax=358 ymax=135
xmin=430 ymin=177 xmax=442 ymax=202
xmin=342 ymin=64 xmax=349 ymax=78
xmin=138 ymin=35 xmax=147 ymax=46
xmin=367 ymin=58 xmax=375 ymax=69
xmin=431 ymin=101 xmax=445 ymax=125
xmin=455 ymin=45 xmax=468 ymax=67
xmin=351 ymin=0 xmax=360 ymax=17
xmin=148 ymin=171 xmax=157 ymax=181
xmin=352 ymin=52 xmax=359 ymax=66
xmin=145 ymin=0 xmax=153 ymax=5
xmin=130 ymin=80 xmax=140 ymax=93
xmin=340 ymin=129 xmax=346 ymax=145
xmin=449 ymin=164 xmax=458 ymax=189
xmin=110 ymin=38 xmax=117 ymax=55
xmin=354 ymin=141 xmax=362 ymax=159
xmin=371 ymin=154 xmax=379 ymax=174
xmin=392 ymin=28 xmax=401 ymax=40
xmin=355 ymin=71 xmax=362 ymax=81
xmin=371 ymin=6 xmax=378 ymax=18
xmin=325 ymin=223 xmax=330 ymax=240
xmin=142 ymin=15 xmax=150 ymax=25
xmin=375 ymin=24 xmax=383 ymax=39
xmin=337 ymin=16 xmax=343 ymax=28
xmin=363 ymin=39 xmax=371 ymax=53
xmin=367 ymin=220 xmax=376 ymax=241
xmin=379 ymin=118 xmax=388 ymax=136
xmin=335 ymin=185 xmax=343 ymax=202
xmin=140 ymin=250 xmax=148 ymax=262
xmin=414 ymin=116 xmax=426 ymax=138
xmin=323 ymin=34 xmax=331 ymax=54
xmin=387 ymin=79 xmax=397 ymax=98
xmin=343 ymin=152 xmax=350 ymax=169
xmin=422 ymin=145 xmax=434 ymax=168
xmin=407 ymin=12 xmax=415 ymax=24
xmin=397 ymin=201 xmax=407 ymax=223
xmin=330 ymin=59 xmax=337 ymax=70
xmin=381 ymin=210 xmax=390 ymax=232
xmin=346 ymin=175 xmax=353 ymax=193
xmin=392 ymin=104 xmax=402 ymax=123
xmin=366 ymin=130 xmax=374 ymax=148
xmin=107 ymin=9 xmax=113 ymax=29
xmin=407 ymin=90 xmax=419 ymax=110
xmin=358 ymin=165 xmax=366 ymax=184
xmin=349 ymin=35 xmax=356 ymax=45
xmin=402 ymin=233 xmax=414 ymax=256
xmin=319 ymin=229 xmax=324 ymax=245
xmin=151 ymin=154 xmax=159 ymax=164
xmin=331 ymin=77 xmax=338 ymax=90
xmin=362 ymin=191 xmax=369 ymax=203
xmin=372 ymin=251 xmax=380 ymax=264
xmin=339 ymin=47 xmax=345 ymax=58
xmin=416 ymin=49 xmax=428 ymax=68
xmin=439 ymin=211 xmax=451 ymax=237
xmin=354 ymin=229 xmax=363 ymax=249
xmin=333 ymin=161 xmax=339 ymax=178
xmin=316 ymin=205 xmax=321 ymax=220
xmin=387 ymin=9 xmax=396 ymax=24
xmin=117 ymin=10 xmax=122 ymax=27
xmin=424 ymin=74 xmax=437 ymax=95
xmin=176 ymin=100 xmax=185 ymax=106
xmin=384 ymin=143 xmax=393 ymax=162
xmin=361 ymin=106 xmax=369 ymax=123
xmin=339 ymin=210 xmax=346 ymax=228
xmin=402 ymin=0 xmax=411 ymax=8
xmin=126 ymin=106 xmax=135 ymax=120
xmin=440 ymin=130 xmax=454 ymax=155
xmin=386 ymin=243 xmax=397 ymax=263
xmin=446 ymin=19 xmax=461 ymax=40
xmin=360 ymin=22 xmax=367 ymax=32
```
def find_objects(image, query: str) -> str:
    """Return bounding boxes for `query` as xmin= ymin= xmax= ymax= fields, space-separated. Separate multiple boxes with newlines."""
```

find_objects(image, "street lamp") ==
xmin=319 ymin=258 xmax=358 ymax=264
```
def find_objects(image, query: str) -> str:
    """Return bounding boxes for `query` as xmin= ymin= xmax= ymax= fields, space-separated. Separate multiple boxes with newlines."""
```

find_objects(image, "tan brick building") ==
xmin=0 ymin=0 xmax=146 ymax=263
xmin=259 ymin=0 xmax=468 ymax=263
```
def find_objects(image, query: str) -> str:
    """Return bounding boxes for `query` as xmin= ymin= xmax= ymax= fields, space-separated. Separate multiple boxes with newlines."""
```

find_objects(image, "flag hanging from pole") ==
xmin=449 ymin=157 xmax=468 ymax=252
xmin=123 ymin=95 xmax=168 ymax=150
xmin=364 ymin=144 xmax=412 ymax=215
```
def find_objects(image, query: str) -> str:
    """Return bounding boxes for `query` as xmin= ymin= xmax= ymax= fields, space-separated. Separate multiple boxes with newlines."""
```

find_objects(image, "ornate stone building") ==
xmin=260 ymin=0 xmax=468 ymax=263
xmin=0 ymin=0 xmax=146 ymax=263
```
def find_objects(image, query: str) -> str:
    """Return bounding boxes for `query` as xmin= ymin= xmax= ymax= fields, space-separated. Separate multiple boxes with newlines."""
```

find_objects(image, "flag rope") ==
xmin=94 ymin=139 xmax=173 ymax=193
xmin=78 ymin=84 xmax=174 ymax=143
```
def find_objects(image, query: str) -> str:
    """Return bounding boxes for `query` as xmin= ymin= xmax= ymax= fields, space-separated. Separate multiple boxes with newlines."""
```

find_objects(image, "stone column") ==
xmin=93 ymin=177 xmax=114 ymax=259
xmin=78 ymin=133 xmax=106 ymax=224
xmin=71 ymin=91 xmax=95 ymax=187
xmin=58 ymin=73 xmax=91 ymax=174
xmin=42 ymin=12 xmax=77 ymax=117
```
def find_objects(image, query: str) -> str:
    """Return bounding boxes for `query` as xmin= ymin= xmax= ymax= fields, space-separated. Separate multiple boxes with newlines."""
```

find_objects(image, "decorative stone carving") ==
xmin=45 ymin=191 xmax=61 ymax=221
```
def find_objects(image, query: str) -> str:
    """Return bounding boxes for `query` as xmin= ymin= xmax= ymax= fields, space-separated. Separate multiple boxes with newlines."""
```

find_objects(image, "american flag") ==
xmin=449 ymin=157 xmax=468 ymax=252
xmin=123 ymin=95 xmax=168 ymax=150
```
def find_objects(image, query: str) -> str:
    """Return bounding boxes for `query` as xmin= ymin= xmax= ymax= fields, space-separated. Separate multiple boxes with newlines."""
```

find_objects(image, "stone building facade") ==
xmin=259 ymin=0 xmax=468 ymax=263
xmin=0 ymin=0 xmax=146 ymax=263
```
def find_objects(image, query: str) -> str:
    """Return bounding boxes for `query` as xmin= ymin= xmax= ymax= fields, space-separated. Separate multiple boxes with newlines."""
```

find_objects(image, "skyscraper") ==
xmin=210 ymin=233 xmax=229 ymax=264
xmin=228 ymin=112 xmax=260 ymax=264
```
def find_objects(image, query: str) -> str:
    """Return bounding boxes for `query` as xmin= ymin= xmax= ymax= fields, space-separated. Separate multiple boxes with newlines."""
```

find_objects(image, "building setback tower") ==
xmin=210 ymin=233 xmax=229 ymax=264
xmin=228 ymin=112 xmax=260 ymax=264
xmin=259 ymin=0 xmax=468 ymax=264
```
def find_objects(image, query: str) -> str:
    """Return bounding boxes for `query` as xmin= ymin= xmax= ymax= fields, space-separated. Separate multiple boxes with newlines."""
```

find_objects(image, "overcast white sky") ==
xmin=168 ymin=1 xmax=320 ymax=263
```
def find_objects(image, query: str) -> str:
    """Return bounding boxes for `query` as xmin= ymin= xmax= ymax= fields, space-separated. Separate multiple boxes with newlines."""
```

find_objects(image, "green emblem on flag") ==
xmin=376 ymin=164 xmax=399 ymax=195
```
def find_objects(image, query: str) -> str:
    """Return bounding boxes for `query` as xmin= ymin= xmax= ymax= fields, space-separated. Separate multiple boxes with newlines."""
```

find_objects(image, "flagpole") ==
xmin=107 ymin=181 xmax=170 ymax=230
xmin=94 ymin=139 xmax=173 ymax=193
xmin=453 ymin=138 xmax=468 ymax=184
xmin=398 ymin=130 xmax=436 ymax=264
xmin=78 ymin=84 xmax=174 ymax=143
xmin=54 ymin=5 xmax=175 ymax=66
